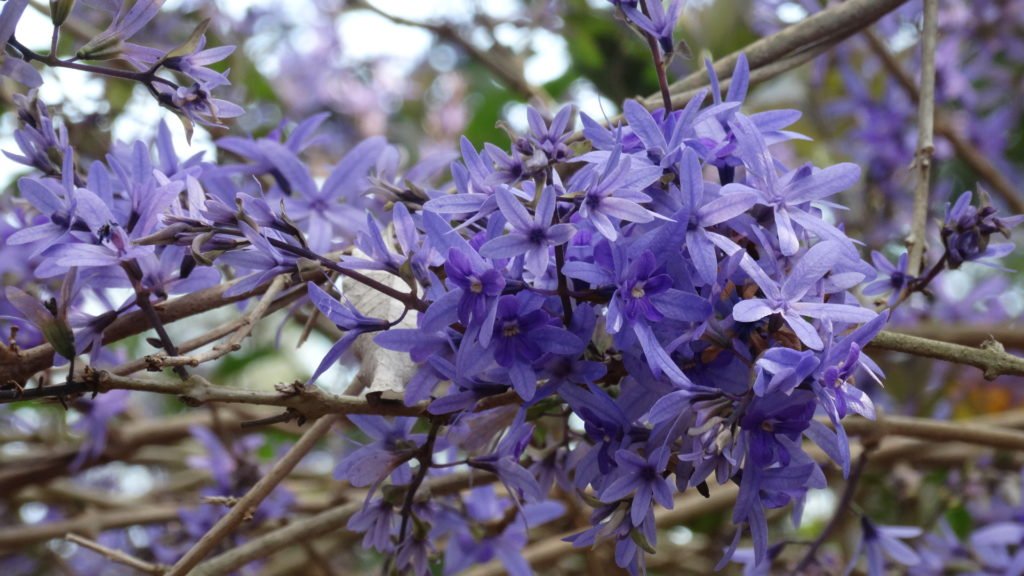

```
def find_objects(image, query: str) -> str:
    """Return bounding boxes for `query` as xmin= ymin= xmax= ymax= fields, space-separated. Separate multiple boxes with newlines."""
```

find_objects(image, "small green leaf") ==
xmin=159 ymin=18 xmax=211 ymax=64
xmin=945 ymin=504 xmax=973 ymax=540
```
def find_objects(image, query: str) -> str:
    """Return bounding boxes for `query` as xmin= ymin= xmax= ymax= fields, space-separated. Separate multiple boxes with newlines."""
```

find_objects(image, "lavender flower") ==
xmin=845 ymin=517 xmax=922 ymax=575
xmin=731 ymin=241 xmax=876 ymax=350
xmin=479 ymin=185 xmax=575 ymax=277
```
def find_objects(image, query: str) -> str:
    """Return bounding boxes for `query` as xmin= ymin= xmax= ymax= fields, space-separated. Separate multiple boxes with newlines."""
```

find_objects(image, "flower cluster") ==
xmin=1 ymin=1 xmax=1023 ymax=575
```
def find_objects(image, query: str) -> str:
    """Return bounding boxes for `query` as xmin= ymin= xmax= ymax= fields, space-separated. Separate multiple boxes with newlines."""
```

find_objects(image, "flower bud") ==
xmin=49 ymin=0 xmax=75 ymax=26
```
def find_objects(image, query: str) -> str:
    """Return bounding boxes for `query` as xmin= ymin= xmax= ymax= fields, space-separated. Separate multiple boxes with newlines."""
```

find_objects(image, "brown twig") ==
xmin=191 ymin=470 xmax=498 ymax=575
xmin=863 ymin=29 xmax=1024 ymax=214
xmin=791 ymin=453 xmax=870 ymax=574
xmin=870 ymin=330 xmax=1024 ymax=380
xmin=166 ymin=414 xmax=341 ymax=575
xmin=147 ymin=274 xmax=289 ymax=369
xmin=65 ymin=532 xmax=169 ymax=575
xmin=842 ymin=413 xmax=1024 ymax=452
xmin=905 ymin=0 xmax=938 ymax=276
xmin=0 ymin=268 xmax=324 ymax=386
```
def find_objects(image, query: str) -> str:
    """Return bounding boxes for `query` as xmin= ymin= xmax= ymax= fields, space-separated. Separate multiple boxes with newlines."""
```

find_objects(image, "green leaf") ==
xmin=159 ymin=18 xmax=211 ymax=65
xmin=945 ymin=504 xmax=973 ymax=540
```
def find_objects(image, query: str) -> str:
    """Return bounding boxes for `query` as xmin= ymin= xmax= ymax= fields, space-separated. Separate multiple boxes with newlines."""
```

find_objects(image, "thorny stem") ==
xmin=862 ymin=28 xmax=1024 ymax=214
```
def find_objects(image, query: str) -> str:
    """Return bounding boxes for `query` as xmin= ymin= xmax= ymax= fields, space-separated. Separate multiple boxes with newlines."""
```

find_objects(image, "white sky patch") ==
xmin=666 ymin=525 xmax=694 ymax=546
xmin=800 ymin=488 xmax=837 ymax=527
xmin=777 ymin=2 xmax=810 ymax=24
xmin=337 ymin=10 xmax=434 ymax=65
xmin=942 ymin=268 xmax=973 ymax=301
xmin=525 ymin=29 xmax=570 ymax=85
xmin=571 ymin=78 xmax=619 ymax=122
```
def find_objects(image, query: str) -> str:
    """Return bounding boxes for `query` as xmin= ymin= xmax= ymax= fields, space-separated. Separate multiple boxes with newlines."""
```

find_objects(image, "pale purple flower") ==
xmin=480 ymin=185 xmax=575 ymax=277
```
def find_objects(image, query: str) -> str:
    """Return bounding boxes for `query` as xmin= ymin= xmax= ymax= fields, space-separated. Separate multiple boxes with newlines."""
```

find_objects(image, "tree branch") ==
xmin=0 ymin=268 xmax=322 ymax=386
xmin=906 ymin=0 xmax=938 ymax=277
xmin=65 ymin=532 xmax=168 ymax=575
xmin=166 ymin=414 xmax=341 ymax=575
xmin=842 ymin=412 xmax=1024 ymax=452
xmin=870 ymin=330 xmax=1024 ymax=379
xmin=863 ymin=29 xmax=1024 ymax=214
xmin=0 ymin=506 xmax=179 ymax=550
xmin=648 ymin=0 xmax=913 ymax=107
xmin=191 ymin=470 xmax=497 ymax=576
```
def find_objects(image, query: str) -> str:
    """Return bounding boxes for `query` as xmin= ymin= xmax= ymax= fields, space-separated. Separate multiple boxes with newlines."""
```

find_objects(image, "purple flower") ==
xmin=845 ymin=517 xmax=921 ymax=576
xmin=336 ymin=415 xmax=424 ymax=489
xmin=726 ymin=113 xmax=861 ymax=256
xmin=3 ymin=269 xmax=77 ymax=363
xmin=941 ymin=189 xmax=1024 ymax=268
xmin=740 ymin=390 xmax=816 ymax=468
xmin=305 ymin=282 xmax=389 ymax=385
xmin=76 ymin=0 xmax=164 ymax=65
xmin=469 ymin=413 xmax=543 ymax=502
xmin=479 ymin=185 xmax=575 ymax=277
xmin=599 ymin=447 xmax=674 ymax=526
xmin=154 ymin=82 xmax=244 ymax=133
xmin=0 ymin=0 xmax=41 ymax=87
xmin=218 ymin=224 xmax=299 ymax=297
xmin=622 ymin=0 xmax=685 ymax=55
xmin=731 ymin=240 xmax=876 ymax=350
xmin=484 ymin=294 xmax=582 ymax=400
xmin=863 ymin=251 xmax=912 ymax=304
xmin=6 ymin=155 xmax=110 ymax=253
xmin=69 ymin=390 xmax=131 ymax=470
xmin=443 ymin=487 xmax=564 ymax=576
xmin=163 ymin=36 xmax=235 ymax=89
xmin=265 ymin=136 xmax=386 ymax=251
xmin=445 ymin=248 xmax=505 ymax=332
xmin=347 ymin=498 xmax=396 ymax=552
xmin=572 ymin=143 xmax=664 ymax=241
xmin=525 ymin=105 xmax=576 ymax=164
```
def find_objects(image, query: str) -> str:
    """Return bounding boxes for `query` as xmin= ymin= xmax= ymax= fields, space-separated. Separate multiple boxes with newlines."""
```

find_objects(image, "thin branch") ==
xmin=353 ymin=0 xmax=548 ymax=104
xmin=65 ymin=533 xmax=168 ymax=575
xmin=115 ymin=280 xmax=309 ymax=376
xmin=891 ymin=324 xmax=1024 ymax=348
xmin=191 ymin=471 xmax=497 ymax=576
xmin=166 ymin=414 xmax=341 ymax=576
xmin=147 ymin=274 xmax=289 ymax=369
xmin=842 ymin=413 xmax=1024 ymax=452
xmin=870 ymin=330 xmax=1024 ymax=380
xmin=661 ymin=0 xmax=911 ymax=98
xmin=0 ymin=409 xmax=254 ymax=494
xmin=863 ymin=29 xmax=1024 ymax=214
xmin=906 ymin=0 xmax=938 ymax=276
xmin=791 ymin=452 xmax=870 ymax=574
xmin=106 ymin=373 xmax=506 ymax=417
xmin=636 ymin=0 xmax=672 ymax=111
xmin=0 ymin=267 xmax=325 ymax=386
xmin=0 ymin=505 xmax=179 ymax=550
